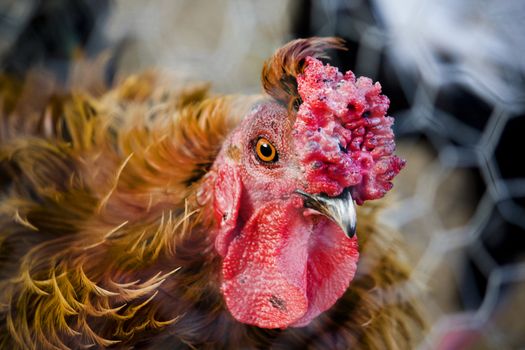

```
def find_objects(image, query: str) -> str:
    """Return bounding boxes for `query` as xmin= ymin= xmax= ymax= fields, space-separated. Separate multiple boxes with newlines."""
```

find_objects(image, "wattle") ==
xmin=220 ymin=199 xmax=359 ymax=329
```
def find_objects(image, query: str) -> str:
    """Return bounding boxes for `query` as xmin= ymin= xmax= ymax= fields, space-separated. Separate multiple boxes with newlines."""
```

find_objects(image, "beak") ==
xmin=295 ymin=188 xmax=357 ymax=238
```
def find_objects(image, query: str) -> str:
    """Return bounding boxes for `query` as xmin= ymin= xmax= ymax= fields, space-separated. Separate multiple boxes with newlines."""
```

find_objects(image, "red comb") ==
xmin=293 ymin=57 xmax=405 ymax=204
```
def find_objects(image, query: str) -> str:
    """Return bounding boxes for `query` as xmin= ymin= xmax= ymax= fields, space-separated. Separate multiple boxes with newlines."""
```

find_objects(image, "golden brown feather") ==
xmin=261 ymin=37 xmax=346 ymax=111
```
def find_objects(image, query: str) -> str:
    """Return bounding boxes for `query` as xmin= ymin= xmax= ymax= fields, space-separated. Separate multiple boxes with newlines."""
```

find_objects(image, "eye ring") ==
xmin=255 ymin=137 xmax=278 ymax=163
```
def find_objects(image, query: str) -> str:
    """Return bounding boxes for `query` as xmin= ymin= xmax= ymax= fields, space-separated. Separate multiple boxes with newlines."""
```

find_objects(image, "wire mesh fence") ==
xmin=306 ymin=1 xmax=525 ymax=348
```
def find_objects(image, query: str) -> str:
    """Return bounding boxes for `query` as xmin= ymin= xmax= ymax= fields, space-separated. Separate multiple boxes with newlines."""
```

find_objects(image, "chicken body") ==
xmin=0 ymin=39 xmax=423 ymax=349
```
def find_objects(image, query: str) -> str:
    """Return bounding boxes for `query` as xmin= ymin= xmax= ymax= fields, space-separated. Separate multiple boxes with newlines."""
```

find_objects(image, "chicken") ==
xmin=0 ymin=38 xmax=424 ymax=349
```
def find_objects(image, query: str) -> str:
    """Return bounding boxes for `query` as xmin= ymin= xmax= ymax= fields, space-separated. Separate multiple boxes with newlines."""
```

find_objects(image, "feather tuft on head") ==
xmin=261 ymin=37 xmax=346 ymax=110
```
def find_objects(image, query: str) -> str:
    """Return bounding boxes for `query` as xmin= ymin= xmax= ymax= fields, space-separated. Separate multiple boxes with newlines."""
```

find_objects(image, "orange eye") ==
xmin=255 ymin=138 xmax=278 ymax=163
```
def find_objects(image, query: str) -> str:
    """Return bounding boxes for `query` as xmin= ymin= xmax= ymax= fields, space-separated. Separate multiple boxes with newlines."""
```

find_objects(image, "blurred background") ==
xmin=1 ymin=0 xmax=524 ymax=348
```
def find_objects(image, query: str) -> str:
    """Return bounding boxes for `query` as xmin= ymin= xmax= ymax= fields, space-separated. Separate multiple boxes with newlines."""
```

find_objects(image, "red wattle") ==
xmin=220 ymin=200 xmax=359 ymax=329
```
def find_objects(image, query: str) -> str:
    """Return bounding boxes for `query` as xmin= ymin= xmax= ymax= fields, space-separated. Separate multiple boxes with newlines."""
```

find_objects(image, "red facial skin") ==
xmin=211 ymin=58 xmax=404 ymax=329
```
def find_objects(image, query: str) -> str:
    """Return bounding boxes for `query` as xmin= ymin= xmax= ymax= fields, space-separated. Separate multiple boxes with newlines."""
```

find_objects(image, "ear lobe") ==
xmin=213 ymin=164 xmax=242 ymax=256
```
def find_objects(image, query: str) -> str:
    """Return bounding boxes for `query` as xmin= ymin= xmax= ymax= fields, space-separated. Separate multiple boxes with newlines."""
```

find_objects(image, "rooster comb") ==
xmin=261 ymin=37 xmax=346 ymax=110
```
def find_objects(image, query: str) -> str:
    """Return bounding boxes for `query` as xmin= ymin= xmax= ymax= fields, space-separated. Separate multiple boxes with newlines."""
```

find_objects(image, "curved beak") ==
xmin=295 ymin=188 xmax=357 ymax=238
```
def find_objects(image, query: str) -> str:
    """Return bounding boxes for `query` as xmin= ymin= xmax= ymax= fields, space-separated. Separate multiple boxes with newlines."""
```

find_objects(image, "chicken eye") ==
xmin=255 ymin=137 xmax=278 ymax=163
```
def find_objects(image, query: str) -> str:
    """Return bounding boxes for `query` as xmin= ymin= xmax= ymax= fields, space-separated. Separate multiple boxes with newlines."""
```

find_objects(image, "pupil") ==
xmin=260 ymin=143 xmax=272 ymax=157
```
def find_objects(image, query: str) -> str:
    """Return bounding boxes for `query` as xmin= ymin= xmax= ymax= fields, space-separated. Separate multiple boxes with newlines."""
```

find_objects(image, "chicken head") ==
xmin=209 ymin=38 xmax=405 ymax=329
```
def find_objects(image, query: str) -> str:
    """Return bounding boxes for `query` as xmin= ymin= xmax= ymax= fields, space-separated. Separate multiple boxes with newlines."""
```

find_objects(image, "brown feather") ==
xmin=261 ymin=37 xmax=346 ymax=111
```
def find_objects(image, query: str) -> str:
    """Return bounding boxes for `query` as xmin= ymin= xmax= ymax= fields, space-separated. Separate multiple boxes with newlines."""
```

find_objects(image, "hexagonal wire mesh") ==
xmin=1 ymin=0 xmax=524 ymax=348
xmin=292 ymin=0 xmax=525 ymax=348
